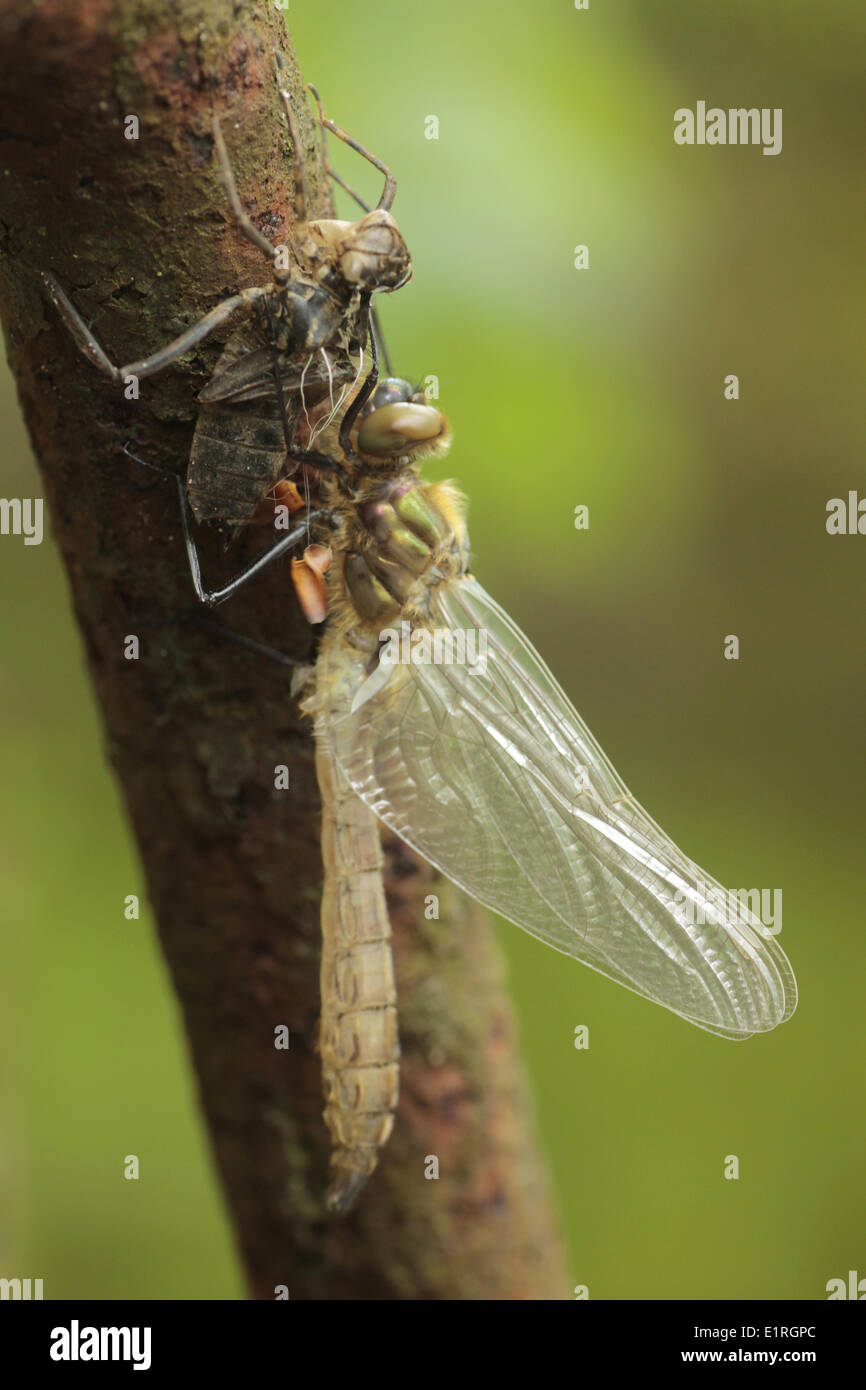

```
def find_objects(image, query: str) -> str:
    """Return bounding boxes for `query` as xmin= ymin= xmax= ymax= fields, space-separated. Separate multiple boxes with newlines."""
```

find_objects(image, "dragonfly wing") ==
xmin=199 ymin=347 xmax=348 ymax=405
xmin=319 ymin=575 xmax=797 ymax=1038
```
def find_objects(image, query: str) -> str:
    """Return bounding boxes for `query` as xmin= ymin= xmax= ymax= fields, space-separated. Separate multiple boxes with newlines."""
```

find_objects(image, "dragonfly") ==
xmin=42 ymin=71 xmax=410 ymax=543
xmin=121 ymin=344 xmax=796 ymax=1212
xmin=45 ymin=85 xmax=798 ymax=1216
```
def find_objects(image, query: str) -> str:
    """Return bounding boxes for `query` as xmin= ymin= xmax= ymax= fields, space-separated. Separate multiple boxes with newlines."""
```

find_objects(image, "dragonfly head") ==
xmin=356 ymin=377 xmax=451 ymax=465
xmin=296 ymin=211 xmax=412 ymax=297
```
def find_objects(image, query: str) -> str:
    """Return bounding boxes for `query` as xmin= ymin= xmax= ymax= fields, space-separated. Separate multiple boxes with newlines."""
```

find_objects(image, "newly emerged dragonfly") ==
xmin=46 ymin=83 xmax=797 ymax=1215
xmin=118 ymin=354 xmax=797 ymax=1212
xmin=302 ymin=388 xmax=798 ymax=1208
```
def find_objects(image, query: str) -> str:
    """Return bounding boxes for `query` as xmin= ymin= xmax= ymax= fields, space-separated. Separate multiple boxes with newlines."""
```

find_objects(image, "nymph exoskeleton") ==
xmin=42 ymin=75 xmax=412 ymax=544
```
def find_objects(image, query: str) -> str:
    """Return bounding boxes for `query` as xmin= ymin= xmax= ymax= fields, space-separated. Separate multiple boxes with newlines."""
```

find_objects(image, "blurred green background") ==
xmin=1 ymin=0 xmax=863 ymax=1299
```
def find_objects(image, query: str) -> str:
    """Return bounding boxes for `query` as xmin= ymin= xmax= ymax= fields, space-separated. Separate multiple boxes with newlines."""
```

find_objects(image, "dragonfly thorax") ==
xmin=264 ymin=279 xmax=367 ymax=358
xmin=334 ymin=475 xmax=468 ymax=631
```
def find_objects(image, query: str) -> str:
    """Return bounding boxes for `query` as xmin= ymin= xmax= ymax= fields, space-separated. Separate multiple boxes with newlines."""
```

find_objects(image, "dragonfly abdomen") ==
xmin=316 ymin=741 xmax=400 ymax=1213
xmin=187 ymin=401 xmax=289 ymax=534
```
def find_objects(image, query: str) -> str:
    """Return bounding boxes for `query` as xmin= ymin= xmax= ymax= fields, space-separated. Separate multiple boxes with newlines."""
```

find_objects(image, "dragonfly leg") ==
xmin=211 ymin=115 xmax=278 ymax=263
xmin=122 ymin=443 xmax=328 ymax=608
xmin=42 ymin=273 xmax=262 ymax=383
xmin=182 ymin=611 xmax=307 ymax=668
xmin=286 ymin=443 xmax=351 ymax=487
xmin=307 ymin=84 xmax=397 ymax=212
xmin=338 ymin=307 xmax=379 ymax=469
xmin=274 ymin=52 xmax=308 ymax=226
xmin=368 ymin=305 xmax=393 ymax=380
xmin=312 ymin=92 xmax=372 ymax=216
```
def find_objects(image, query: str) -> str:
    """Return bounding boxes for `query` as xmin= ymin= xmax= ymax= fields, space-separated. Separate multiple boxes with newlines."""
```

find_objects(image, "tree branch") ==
xmin=0 ymin=0 xmax=569 ymax=1299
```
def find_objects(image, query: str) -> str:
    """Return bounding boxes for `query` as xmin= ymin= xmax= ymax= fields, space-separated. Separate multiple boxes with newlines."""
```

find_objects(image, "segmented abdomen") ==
xmin=187 ymin=401 xmax=288 ymax=536
xmin=315 ymin=739 xmax=400 ymax=1213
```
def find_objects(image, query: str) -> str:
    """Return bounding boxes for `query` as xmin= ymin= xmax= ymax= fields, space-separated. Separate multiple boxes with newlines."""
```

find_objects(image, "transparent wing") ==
xmin=316 ymin=576 xmax=797 ymax=1038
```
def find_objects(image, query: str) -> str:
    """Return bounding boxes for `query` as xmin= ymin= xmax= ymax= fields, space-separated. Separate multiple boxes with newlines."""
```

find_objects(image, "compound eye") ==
xmin=357 ymin=402 xmax=443 ymax=456
xmin=361 ymin=378 xmax=413 ymax=418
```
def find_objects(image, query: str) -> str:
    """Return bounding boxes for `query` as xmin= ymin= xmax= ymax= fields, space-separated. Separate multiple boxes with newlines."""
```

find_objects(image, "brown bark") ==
xmin=0 ymin=0 xmax=569 ymax=1298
